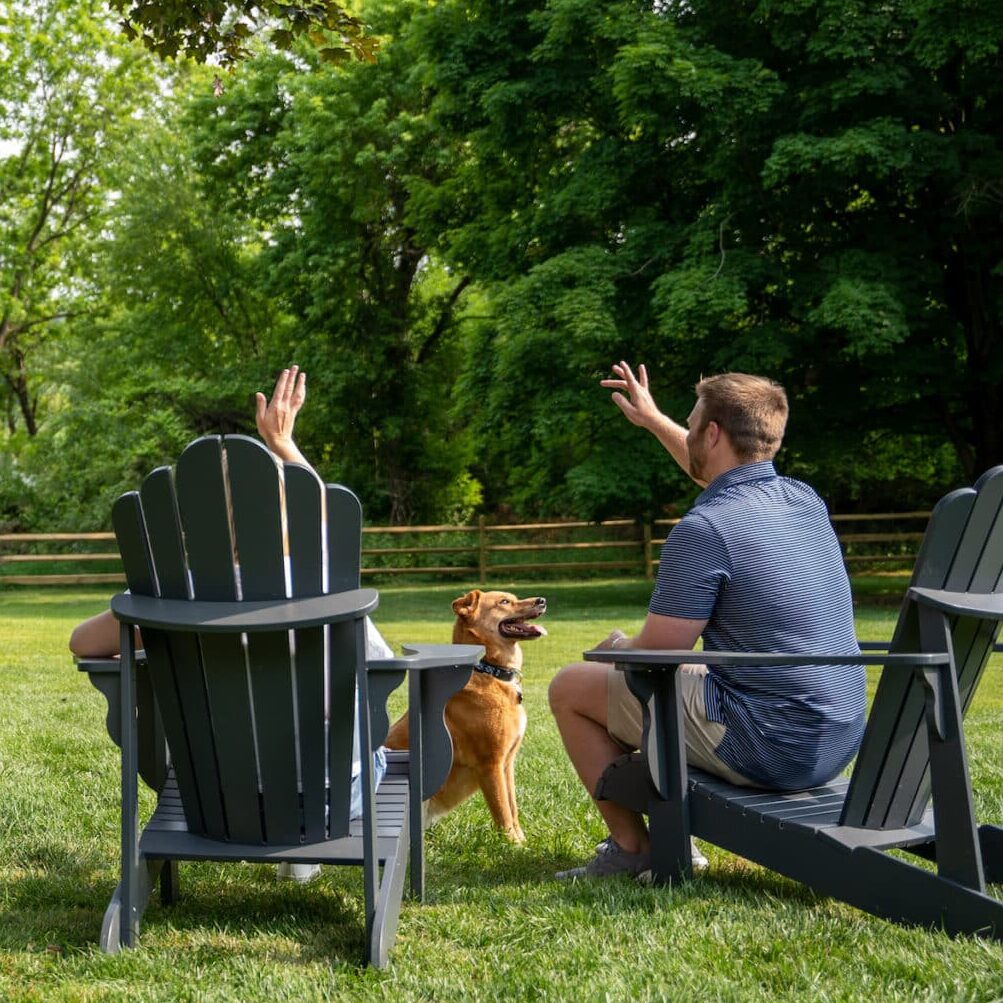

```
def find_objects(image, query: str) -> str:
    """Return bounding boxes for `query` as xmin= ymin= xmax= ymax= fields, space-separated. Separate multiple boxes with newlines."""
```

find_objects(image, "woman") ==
xmin=70 ymin=366 xmax=390 ymax=881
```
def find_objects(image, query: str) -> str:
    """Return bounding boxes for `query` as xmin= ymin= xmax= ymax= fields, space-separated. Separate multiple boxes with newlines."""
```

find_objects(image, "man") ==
xmin=549 ymin=362 xmax=865 ymax=880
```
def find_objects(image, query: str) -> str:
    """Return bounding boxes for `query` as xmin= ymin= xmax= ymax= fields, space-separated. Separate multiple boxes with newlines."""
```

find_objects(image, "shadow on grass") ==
xmin=137 ymin=867 xmax=373 ymax=967
xmin=424 ymin=827 xmax=828 ymax=914
xmin=0 ymin=844 xmax=391 ymax=968
xmin=0 ymin=838 xmax=118 ymax=950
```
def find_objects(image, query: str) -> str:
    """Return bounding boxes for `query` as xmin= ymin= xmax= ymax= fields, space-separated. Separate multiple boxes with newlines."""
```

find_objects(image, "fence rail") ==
xmin=0 ymin=511 xmax=932 ymax=588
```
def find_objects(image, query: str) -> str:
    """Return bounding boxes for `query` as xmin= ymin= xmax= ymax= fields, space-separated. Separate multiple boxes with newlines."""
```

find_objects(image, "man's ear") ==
xmin=452 ymin=589 xmax=482 ymax=617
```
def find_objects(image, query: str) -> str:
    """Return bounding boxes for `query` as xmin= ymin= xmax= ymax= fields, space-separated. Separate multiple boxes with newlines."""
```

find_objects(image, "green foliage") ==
xmin=107 ymin=0 xmax=376 ymax=66
xmin=13 ymin=11 xmax=477 ymax=528
xmin=408 ymin=0 xmax=1002 ymax=509
xmin=451 ymin=246 xmax=693 ymax=517
xmin=179 ymin=17 xmax=476 ymax=523
xmin=0 ymin=0 xmax=156 ymax=438
xmin=3 ymin=0 xmax=1001 ymax=531
xmin=0 ymin=65 xmax=290 ymax=530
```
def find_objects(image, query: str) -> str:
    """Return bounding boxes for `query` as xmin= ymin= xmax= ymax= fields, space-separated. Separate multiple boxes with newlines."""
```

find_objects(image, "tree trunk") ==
xmin=9 ymin=374 xmax=37 ymax=436
xmin=4 ymin=386 xmax=16 ymax=435
xmin=961 ymin=248 xmax=1002 ymax=479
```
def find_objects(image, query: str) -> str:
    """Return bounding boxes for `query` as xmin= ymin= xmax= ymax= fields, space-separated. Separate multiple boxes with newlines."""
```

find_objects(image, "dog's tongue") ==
xmin=502 ymin=619 xmax=548 ymax=638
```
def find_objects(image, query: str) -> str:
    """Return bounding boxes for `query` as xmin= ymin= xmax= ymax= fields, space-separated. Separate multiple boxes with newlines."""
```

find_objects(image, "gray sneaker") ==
xmin=556 ymin=838 xmax=652 ymax=881
xmin=587 ymin=836 xmax=708 ymax=875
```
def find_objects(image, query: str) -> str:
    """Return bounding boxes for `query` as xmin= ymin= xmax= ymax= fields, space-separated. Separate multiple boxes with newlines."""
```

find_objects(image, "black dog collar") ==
xmin=474 ymin=659 xmax=521 ymax=683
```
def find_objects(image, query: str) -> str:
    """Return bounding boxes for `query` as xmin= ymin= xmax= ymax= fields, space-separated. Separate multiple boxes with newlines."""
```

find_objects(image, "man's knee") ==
xmin=548 ymin=661 xmax=607 ymax=718
xmin=548 ymin=664 xmax=575 ymax=714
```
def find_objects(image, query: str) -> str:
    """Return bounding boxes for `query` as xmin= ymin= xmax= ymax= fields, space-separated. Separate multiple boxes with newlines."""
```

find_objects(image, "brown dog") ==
xmin=385 ymin=589 xmax=547 ymax=842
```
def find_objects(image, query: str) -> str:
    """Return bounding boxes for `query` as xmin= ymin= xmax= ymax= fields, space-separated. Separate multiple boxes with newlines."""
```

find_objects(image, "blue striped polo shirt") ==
xmin=650 ymin=461 xmax=865 ymax=790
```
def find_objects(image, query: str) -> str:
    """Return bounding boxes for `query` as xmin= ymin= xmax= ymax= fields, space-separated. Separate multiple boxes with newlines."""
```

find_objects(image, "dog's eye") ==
xmin=498 ymin=599 xmax=510 ymax=605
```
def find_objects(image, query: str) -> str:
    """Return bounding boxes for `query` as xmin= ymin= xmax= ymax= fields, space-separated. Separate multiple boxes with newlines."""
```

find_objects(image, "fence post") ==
xmin=478 ymin=515 xmax=487 ymax=585
xmin=643 ymin=520 xmax=654 ymax=580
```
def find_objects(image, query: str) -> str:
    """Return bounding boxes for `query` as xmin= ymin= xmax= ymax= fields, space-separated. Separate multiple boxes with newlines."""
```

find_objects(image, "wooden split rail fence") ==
xmin=1 ymin=512 xmax=931 ymax=587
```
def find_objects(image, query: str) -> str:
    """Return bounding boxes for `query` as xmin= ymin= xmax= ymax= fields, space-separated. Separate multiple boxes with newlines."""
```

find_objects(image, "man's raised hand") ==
xmin=601 ymin=361 xmax=699 ymax=482
xmin=600 ymin=361 xmax=662 ymax=430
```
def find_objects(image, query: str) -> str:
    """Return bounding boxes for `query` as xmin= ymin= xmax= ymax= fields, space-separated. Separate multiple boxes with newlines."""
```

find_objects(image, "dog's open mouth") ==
xmin=499 ymin=609 xmax=547 ymax=639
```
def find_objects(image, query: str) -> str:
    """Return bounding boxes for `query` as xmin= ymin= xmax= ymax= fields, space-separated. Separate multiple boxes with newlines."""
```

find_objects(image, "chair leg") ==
xmin=369 ymin=823 xmax=410 ymax=969
xmin=648 ymin=797 xmax=692 ymax=885
xmin=160 ymin=860 xmax=179 ymax=906
xmin=100 ymin=859 xmax=158 ymax=953
xmin=119 ymin=627 xmax=144 ymax=948
xmin=848 ymin=845 xmax=1003 ymax=938
xmin=979 ymin=825 xmax=1003 ymax=884
xmin=409 ymin=797 xmax=425 ymax=902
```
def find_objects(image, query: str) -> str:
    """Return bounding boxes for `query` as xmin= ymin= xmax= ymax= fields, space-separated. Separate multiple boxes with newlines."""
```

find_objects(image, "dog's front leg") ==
xmin=503 ymin=746 xmax=525 ymax=843
xmin=479 ymin=765 xmax=523 ymax=842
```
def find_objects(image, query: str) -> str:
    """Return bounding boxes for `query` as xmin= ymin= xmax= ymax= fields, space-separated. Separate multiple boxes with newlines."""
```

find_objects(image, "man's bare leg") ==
xmin=548 ymin=661 xmax=649 ymax=854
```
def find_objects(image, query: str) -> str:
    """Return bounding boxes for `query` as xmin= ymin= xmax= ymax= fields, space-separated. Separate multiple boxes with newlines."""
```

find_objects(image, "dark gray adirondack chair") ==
xmin=587 ymin=466 xmax=1003 ymax=938
xmin=79 ymin=434 xmax=482 ymax=968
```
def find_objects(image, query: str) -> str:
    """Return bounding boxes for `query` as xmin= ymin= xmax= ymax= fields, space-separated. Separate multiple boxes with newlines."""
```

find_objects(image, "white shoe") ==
xmin=690 ymin=839 xmax=709 ymax=873
xmin=276 ymin=862 xmax=321 ymax=883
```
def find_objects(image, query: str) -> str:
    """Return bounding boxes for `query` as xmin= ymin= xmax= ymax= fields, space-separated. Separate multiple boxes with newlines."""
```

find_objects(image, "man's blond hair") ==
xmin=695 ymin=373 xmax=788 ymax=463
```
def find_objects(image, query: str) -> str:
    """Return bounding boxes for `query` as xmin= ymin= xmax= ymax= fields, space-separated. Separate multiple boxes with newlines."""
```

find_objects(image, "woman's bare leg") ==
xmin=69 ymin=608 xmax=141 ymax=658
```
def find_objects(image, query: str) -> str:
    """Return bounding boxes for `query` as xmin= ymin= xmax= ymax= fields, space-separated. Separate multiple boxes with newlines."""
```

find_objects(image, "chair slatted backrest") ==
xmin=841 ymin=465 xmax=1003 ymax=829
xmin=112 ymin=434 xmax=365 ymax=845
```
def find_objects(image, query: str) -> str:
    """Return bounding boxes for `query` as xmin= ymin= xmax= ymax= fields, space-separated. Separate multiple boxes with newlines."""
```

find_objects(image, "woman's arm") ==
xmin=255 ymin=365 xmax=311 ymax=468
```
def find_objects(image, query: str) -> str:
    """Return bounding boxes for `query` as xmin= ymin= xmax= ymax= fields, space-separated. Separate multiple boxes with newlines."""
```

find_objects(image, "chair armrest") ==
xmin=110 ymin=588 xmax=379 ymax=633
xmin=373 ymin=643 xmax=482 ymax=797
xmin=584 ymin=647 xmax=950 ymax=668
xmin=366 ymin=641 xmax=482 ymax=900
xmin=75 ymin=652 xmax=148 ymax=675
xmin=367 ymin=643 xmax=484 ymax=672
xmin=76 ymin=655 xmax=121 ymax=675
xmin=73 ymin=650 xmax=166 ymax=791
xmin=908 ymin=587 xmax=1003 ymax=620
xmin=837 ymin=637 xmax=1002 ymax=655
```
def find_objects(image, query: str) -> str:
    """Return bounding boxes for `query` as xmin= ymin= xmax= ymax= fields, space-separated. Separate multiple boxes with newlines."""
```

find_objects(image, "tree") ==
xmin=107 ymin=1 xmax=376 ymax=66
xmin=401 ymin=0 xmax=708 ymax=516
xmin=183 ymin=21 xmax=477 ymax=523
xmin=2 ymin=66 xmax=291 ymax=531
xmin=0 ymin=0 xmax=154 ymax=437
xmin=2 ymin=6 xmax=478 ymax=531
xmin=406 ymin=0 xmax=1002 ymax=512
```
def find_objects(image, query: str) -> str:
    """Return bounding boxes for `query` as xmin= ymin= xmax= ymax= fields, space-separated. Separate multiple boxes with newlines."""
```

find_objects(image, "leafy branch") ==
xmin=107 ymin=1 xmax=378 ymax=67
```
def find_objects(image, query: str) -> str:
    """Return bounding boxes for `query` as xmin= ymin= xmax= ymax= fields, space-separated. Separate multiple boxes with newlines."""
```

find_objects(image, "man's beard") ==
xmin=688 ymin=434 xmax=707 ymax=481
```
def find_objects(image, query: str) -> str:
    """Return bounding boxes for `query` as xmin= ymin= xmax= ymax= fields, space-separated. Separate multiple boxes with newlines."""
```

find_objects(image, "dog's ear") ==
xmin=452 ymin=590 xmax=481 ymax=617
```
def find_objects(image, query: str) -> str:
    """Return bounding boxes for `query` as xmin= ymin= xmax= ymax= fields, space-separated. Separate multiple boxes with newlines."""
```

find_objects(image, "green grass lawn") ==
xmin=2 ymin=580 xmax=1002 ymax=1002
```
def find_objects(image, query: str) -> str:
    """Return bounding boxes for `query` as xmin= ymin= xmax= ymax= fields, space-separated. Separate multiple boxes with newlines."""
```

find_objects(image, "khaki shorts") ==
xmin=607 ymin=664 xmax=757 ymax=787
